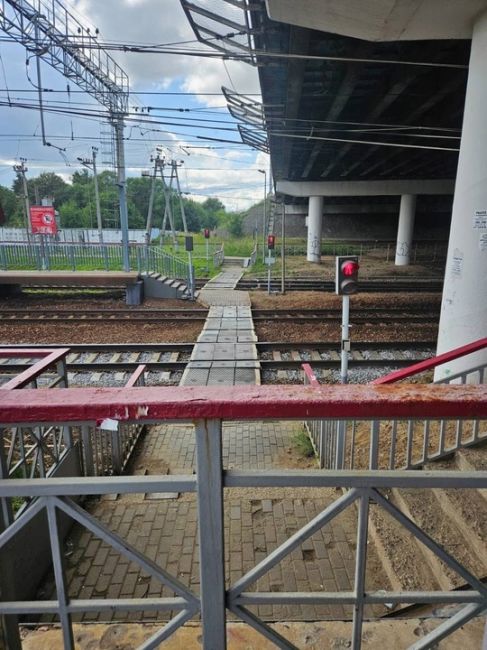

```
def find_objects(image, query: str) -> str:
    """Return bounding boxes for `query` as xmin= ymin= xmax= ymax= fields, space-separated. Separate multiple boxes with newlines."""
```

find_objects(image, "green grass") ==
xmin=292 ymin=428 xmax=316 ymax=458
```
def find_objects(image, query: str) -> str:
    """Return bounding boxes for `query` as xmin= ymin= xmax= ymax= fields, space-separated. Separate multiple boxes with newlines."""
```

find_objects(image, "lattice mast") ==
xmin=0 ymin=0 xmax=131 ymax=269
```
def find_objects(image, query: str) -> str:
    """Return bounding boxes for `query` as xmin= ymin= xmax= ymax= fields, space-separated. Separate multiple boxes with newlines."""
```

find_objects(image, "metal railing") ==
xmin=213 ymin=243 xmax=225 ymax=267
xmin=303 ymin=340 xmax=487 ymax=470
xmin=0 ymin=383 xmax=486 ymax=650
xmin=138 ymin=246 xmax=191 ymax=283
xmin=0 ymin=350 xmax=145 ymax=482
xmin=265 ymin=241 xmax=447 ymax=262
xmin=0 ymin=241 xmax=193 ymax=286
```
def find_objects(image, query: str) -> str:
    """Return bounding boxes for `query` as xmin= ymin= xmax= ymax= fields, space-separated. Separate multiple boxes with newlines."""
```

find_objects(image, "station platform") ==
xmin=0 ymin=270 xmax=143 ymax=304
xmin=181 ymin=265 xmax=260 ymax=385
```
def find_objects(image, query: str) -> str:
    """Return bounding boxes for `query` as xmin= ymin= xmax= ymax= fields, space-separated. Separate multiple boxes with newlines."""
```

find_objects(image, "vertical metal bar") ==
xmin=46 ymin=498 xmax=75 ymax=650
xmin=194 ymin=419 xmax=226 ymax=649
xmin=110 ymin=428 xmax=122 ymax=475
xmin=114 ymin=117 xmax=130 ymax=272
xmin=319 ymin=421 xmax=324 ymax=469
xmin=281 ymin=201 xmax=286 ymax=294
xmin=34 ymin=427 xmax=46 ymax=477
xmin=336 ymin=420 xmax=346 ymax=470
xmin=0 ymin=428 xmax=22 ymax=650
xmin=455 ymin=418 xmax=463 ymax=449
xmin=389 ymin=420 xmax=398 ymax=470
xmin=439 ymin=419 xmax=446 ymax=455
xmin=406 ymin=420 xmax=414 ymax=468
xmin=350 ymin=420 xmax=356 ymax=469
xmin=422 ymin=419 xmax=431 ymax=463
xmin=351 ymin=491 xmax=370 ymax=650
xmin=369 ymin=421 xmax=380 ymax=470
xmin=55 ymin=359 xmax=68 ymax=388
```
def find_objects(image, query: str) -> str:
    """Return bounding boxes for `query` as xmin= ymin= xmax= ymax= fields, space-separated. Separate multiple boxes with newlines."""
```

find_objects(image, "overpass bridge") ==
xmin=182 ymin=0 xmax=487 ymax=379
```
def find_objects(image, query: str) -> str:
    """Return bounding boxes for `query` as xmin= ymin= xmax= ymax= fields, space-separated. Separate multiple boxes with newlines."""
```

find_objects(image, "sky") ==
xmin=0 ymin=0 xmax=269 ymax=212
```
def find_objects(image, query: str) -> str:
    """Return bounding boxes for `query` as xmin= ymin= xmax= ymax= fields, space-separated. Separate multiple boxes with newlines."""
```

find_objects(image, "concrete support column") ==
xmin=395 ymin=194 xmax=417 ymax=266
xmin=307 ymin=196 xmax=323 ymax=263
xmin=435 ymin=11 xmax=487 ymax=380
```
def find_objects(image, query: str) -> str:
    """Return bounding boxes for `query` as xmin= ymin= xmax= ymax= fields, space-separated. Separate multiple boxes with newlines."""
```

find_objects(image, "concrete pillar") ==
xmin=435 ymin=11 xmax=487 ymax=381
xmin=307 ymin=196 xmax=323 ymax=263
xmin=395 ymin=194 xmax=416 ymax=265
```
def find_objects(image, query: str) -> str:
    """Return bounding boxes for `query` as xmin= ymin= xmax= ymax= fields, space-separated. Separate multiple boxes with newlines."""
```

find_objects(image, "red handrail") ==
xmin=301 ymin=363 xmax=320 ymax=387
xmin=372 ymin=337 xmax=487 ymax=385
xmin=0 ymin=383 xmax=485 ymax=422
xmin=0 ymin=348 xmax=70 ymax=390
xmin=124 ymin=364 xmax=146 ymax=388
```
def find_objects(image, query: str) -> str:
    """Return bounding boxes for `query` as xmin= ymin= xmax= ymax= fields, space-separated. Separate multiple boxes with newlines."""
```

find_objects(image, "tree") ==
xmin=224 ymin=211 xmax=244 ymax=237
xmin=182 ymin=198 xmax=206 ymax=232
xmin=0 ymin=186 xmax=22 ymax=226
xmin=29 ymin=172 xmax=70 ymax=206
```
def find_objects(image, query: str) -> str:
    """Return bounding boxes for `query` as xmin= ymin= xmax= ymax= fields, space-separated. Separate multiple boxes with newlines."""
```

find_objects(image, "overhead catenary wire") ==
xmin=0 ymin=35 xmax=467 ymax=69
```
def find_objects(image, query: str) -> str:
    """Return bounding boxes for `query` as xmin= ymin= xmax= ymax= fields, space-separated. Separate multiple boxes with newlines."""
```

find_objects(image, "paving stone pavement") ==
xmin=181 ymin=267 xmax=260 ymax=385
xmin=44 ymin=421 xmax=389 ymax=624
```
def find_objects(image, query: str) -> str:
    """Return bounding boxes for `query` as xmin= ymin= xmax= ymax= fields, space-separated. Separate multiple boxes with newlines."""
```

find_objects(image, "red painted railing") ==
xmin=0 ymin=347 xmax=69 ymax=390
xmin=372 ymin=337 xmax=487 ymax=385
xmin=0 ymin=383 xmax=485 ymax=423
xmin=301 ymin=362 xmax=320 ymax=387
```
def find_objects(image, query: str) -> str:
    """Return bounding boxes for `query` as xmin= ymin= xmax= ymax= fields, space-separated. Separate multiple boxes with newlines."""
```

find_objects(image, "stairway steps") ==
xmin=390 ymin=485 xmax=483 ymax=590
xmin=368 ymin=496 xmax=443 ymax=592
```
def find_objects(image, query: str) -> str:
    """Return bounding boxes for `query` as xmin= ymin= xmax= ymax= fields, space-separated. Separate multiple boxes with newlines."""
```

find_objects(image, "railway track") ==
xmin=0 ymin=306 xmax=439 ymax=324
xmin=0 ymin=341 xmax=435 ymax=384
xmin=237 ymin=278 xmax=443 ymax=292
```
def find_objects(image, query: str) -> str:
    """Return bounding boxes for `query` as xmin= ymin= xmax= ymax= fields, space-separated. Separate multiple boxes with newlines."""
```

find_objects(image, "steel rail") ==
xmin=237 ymin=279 xmax=443 ymax=292
xmin=0 ymin=341 xmax=435 ymax=353
xmin=0 ymin=357 xmax=427 ymax=374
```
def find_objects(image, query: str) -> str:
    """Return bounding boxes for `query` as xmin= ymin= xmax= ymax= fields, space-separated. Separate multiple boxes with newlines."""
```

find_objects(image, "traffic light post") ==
xmin=335 ymin=256 xmax=359 ymax=383
xmin=266 ymin=234 xmax=275 ymax=295
xmin=185 ymin=236 xmax=195 ymax=301
xmin=204 ymin=228 xmax=210 ymax=273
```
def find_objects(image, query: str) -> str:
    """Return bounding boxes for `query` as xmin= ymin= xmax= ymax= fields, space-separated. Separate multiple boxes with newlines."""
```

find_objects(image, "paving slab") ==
xmin=182 ymin=266 xmax=260 ymax=386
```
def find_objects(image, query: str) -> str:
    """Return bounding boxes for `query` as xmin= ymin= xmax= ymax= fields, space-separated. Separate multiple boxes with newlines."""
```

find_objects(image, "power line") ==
xmin=0 ymin=36 xmax=468 ymax=69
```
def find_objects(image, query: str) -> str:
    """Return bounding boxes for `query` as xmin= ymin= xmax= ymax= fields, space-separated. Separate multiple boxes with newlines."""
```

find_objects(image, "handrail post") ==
xmin=369 ymin=421 xmax=380 ymax=470
xmin=0 ymin=428 xmax=22 ymax=650
xmin=195 ymin=418 xmax=226 ymax=649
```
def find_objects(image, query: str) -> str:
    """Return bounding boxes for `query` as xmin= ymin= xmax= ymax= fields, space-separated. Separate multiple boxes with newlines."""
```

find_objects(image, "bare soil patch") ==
xmin=250 ymin=290 xmax=441 ymax=310
xmin=256 ymin=321 xmax=437 ymax=343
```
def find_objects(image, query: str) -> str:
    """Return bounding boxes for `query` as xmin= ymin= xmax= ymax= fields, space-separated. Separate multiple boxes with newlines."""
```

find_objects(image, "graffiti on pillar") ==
xmin=396 ymin=242 xmax=410 ymax=257
xmin=311 ymin=236 xmax=320 ymax=254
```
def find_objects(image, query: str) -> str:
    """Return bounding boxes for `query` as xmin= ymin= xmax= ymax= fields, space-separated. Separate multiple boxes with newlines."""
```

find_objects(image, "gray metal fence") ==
xmin=0 ymin=415 xmax=486 ymax=650
xmin=303 ymin=363 xmax=487 ymax=470
xmin=0 ymin=241 xmax=192 ymax=285
xmin=213 ymin=244 xmax=225 ymax=267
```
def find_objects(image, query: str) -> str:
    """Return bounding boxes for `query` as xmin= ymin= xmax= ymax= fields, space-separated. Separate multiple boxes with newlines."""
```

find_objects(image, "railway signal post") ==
xmin=335 ymin=256 xmax=359 ymax=384
xmin=266 ymin=234 xmax=276 ymax=295
xmin=185 ymin=236 xmax=195 ymax=301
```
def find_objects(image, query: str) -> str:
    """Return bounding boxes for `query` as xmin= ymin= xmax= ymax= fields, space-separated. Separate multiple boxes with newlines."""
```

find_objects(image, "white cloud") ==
xmin=0 ymin=0 xmax=268 ymax=212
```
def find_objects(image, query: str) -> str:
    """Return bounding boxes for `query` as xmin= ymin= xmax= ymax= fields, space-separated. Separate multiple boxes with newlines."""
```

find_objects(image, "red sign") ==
xmin=30 ymin=206 xmax=57 ymax=235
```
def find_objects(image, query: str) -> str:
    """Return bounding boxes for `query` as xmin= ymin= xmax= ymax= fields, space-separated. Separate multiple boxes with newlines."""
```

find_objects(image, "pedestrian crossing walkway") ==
xmin=180 ymin=265 xmax=260 ymax=385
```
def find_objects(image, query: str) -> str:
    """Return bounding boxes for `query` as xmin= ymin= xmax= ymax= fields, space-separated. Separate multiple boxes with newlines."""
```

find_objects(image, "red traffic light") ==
xmin=267 ymin=234 xmax=275 ymax=250
xmin=336 ymin=255 xmax=359 ymax=295
xmin=342 ymin=261 xmax=359 ymax=277
xmin=204 ymin=228 xmax=210 ymax=239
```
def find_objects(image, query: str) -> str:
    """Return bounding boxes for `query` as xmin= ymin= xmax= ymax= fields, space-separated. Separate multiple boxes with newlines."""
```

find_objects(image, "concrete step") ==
xmin=142 ymin=273 xmax=189 ymax=300
xmin=368 ymin=494 xmax=444 ymax=593
xmin=368 ymin=446 xmax=487 ymax=598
